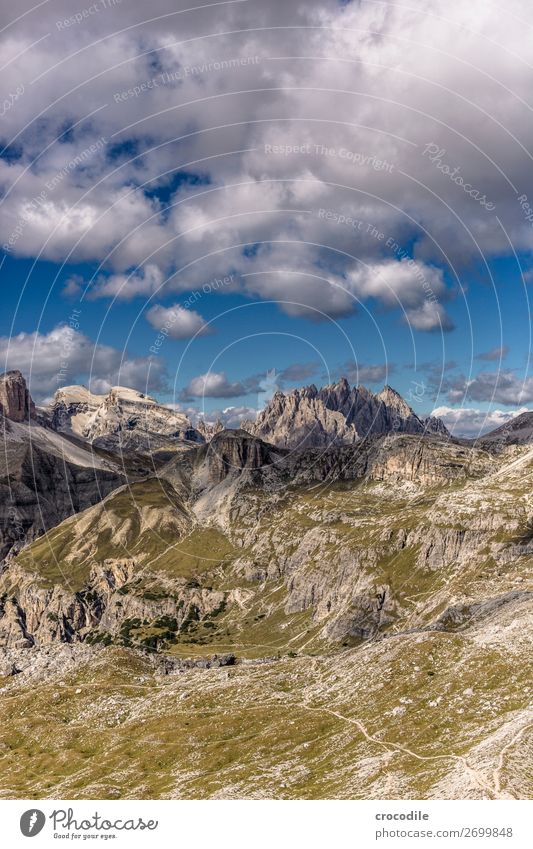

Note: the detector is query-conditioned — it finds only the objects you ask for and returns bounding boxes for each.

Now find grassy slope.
[1,447,532,799]
[0,609,531,800]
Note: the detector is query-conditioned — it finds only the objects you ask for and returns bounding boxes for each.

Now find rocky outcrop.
[248,379,447,449]
[49,386,106,434]
[364,435,477,487]
[0,371,35,423]
[427,591,533,632]
[196,418,224,441]
[317,379,426,435]
[249,384,359,449]
[202,429,278,484]
[0,442,124,561]
[424,415,451,437]
[0,411,125,561]
[0,559,227,649]
[479,411,533,446]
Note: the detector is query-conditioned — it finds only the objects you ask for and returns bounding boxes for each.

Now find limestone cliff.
[248,378,447,448]
[0,370,35,423]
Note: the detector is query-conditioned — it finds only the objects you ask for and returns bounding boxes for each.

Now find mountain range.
[0,368,531,800]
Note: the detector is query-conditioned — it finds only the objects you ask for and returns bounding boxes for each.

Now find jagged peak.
[323,376,350,390]
[1,369,25,380]
[377,384,403,401]
[354,383,374,398]
[299,383,319,398]
[376,384,417,414]
[424,415,451,437]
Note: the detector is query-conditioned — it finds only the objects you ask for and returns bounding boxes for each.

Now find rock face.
[202,429,278,484]
[0,370,522,656]
[249,384,359,449]
[478,411,533,446]
[196,418,224,441]
[0,371,35,422]
[48,384,204,445]
[321,380,425,434]
[424,415,451,437]
[0,436,124,562]
[0,558,226,649]
[49,386,106,435]
[0,372,125,562]
[248,379,446,449]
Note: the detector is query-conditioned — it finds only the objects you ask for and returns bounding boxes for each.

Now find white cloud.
[2,0,531,329]
[405,300,454,332]
[181,370,247,399]
[446,370,533,405]
[85,265,166,301]
[200,406,258,428]
[145,303,211,339]
[432,405,532,438]
[0,325,165,401]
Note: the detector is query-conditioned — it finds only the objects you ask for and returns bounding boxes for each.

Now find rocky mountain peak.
[319,377,352,410]
[300,384,319,399]
[197,418,225,441]
[249,377,441,448]
[48,383,202,444]
[377,384,412,412]
[478,410,533,446]
[0,370,36,423]
[424,415,451,437]
[50,385,106,434]
[250,382,358,449]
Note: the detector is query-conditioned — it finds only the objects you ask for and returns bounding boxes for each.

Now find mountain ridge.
[246,377,450,448]
[0,368,532,800]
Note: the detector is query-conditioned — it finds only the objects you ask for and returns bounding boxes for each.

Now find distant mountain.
[47,384,204,449]
[196,417,224,441]
[423,414,451,437]
[246,378,449,448]
[478,411,533,446]
[244,383,359,449]
[0,370,453,564]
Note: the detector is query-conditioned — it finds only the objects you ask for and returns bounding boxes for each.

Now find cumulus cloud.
[475,345,509,362]
[145,303,211,339]
[445,370,533,405]
[198,406,258,429]
[3,0,531,330]
[278,362,319,382]
[405,300,455,332]
[85,265,166,301]
[338,361,394,385]
[180,370,260,400]
[0,325,165,401]
[432,406,531,438]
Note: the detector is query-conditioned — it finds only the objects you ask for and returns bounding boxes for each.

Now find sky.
[1,0,532,436]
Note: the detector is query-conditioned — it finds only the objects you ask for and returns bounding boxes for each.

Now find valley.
[0,370,531,799]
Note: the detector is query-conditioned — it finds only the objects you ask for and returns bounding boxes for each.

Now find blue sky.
[2,248,530,421]
[1,0,532,436]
